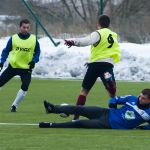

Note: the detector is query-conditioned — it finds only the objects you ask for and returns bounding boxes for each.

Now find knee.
[21,84,29,91]
[21,87,28,91]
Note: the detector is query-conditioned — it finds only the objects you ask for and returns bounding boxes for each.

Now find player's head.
[139,89,150,104]
[19,19,30,35]
[98,15,110,28]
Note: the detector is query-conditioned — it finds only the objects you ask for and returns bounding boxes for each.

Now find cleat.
[43,100,54,113]
[11,105,16,112]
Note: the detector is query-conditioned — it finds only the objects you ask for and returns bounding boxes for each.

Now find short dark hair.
[20,19,30,27]
[142,89,150,100]
[98,15,110,28]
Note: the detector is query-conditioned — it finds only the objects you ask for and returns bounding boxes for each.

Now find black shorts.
[0,64,32,91]
[82,62,115,91]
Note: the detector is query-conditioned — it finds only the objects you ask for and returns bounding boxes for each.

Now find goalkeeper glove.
[28,61,35,69]
[64,40,75,48]
[109,97,117,109]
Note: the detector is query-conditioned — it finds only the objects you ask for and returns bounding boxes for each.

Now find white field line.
[0,122,38,126]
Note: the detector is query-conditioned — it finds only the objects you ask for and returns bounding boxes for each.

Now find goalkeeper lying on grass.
[39,88,150,130]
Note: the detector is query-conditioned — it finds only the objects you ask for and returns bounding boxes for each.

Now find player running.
[64,15,121,121]
[0,19,40,112]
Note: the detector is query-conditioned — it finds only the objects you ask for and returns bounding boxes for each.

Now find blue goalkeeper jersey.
[108,96,150,129]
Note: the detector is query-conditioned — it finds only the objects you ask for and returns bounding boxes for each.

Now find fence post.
[22,0,60,47]
[99,0,104,15]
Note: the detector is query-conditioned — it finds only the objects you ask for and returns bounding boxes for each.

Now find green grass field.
[0,79,150,150]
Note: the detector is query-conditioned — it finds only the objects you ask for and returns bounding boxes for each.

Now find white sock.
[12,89,27,107]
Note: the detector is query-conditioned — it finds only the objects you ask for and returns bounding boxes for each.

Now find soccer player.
[39,88,150,130]
[0,19,40,112]
[64,15,121,120]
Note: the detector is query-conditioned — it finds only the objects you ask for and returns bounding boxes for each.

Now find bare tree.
[1,0,150,42]
[107,0,150,43]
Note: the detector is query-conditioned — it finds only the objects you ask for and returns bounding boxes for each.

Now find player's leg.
[100,66,116,98]
[44,100,108,120]
[0,65,17,111]
[0,65,15,88]
[11,69,32,112]
[39,119,110,129]
[42,102,110,128]
[79,63,98,104]
[74,63,98,120]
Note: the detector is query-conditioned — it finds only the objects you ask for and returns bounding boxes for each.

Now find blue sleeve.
[115,95,133,104]
[0,37,12,63]
[109,95,133,108]
[32,40,40,63]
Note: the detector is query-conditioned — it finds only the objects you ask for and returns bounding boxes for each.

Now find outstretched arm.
[64,31,100,47]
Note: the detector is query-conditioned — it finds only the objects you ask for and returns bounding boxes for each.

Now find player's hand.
[109,97,117,109]
[64,40,75,48]
[28,61,35,69]
[0,63,3,71]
